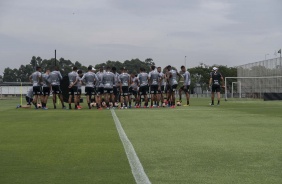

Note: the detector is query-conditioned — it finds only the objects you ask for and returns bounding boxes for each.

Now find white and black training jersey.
[148,69,160,86]
[158,72,166,86]
[137,72,149,87]
[210,72,223,86]
[96,71,104,88]
[81,72,98,88]
[26,88,33,98]
[113,72,120,87]
[68,71,78,85]
[30,71,42,87]
[130,76,138,91]
[119,73,130,87]
[102,72,115,89]
[182,71,191,86]
[42,73,50,87]
[168,69,178,86]
[49,71,63,86]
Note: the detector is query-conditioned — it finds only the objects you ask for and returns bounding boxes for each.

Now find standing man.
[112,67,120,106]
[209,67,224,106]
[180,66,191,106]
[166,65,181,108]
[96,67,104,109]
[29,66,42,109]
[49,66,66,109]
[157,67,166,106]
[68,66,79,109]
[41,68,51,109]
[137,68,149,108]
[148,65,161,107]
[129,73,139,107]
[81,66,99,109]
[119,67,130,109]
[102,66,115,109]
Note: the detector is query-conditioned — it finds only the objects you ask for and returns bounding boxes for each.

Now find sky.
[0,0,281,75]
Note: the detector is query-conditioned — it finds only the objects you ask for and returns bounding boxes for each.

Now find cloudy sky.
[0,0,281,75]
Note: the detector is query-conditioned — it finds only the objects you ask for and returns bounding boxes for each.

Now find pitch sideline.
[110,109,151,184]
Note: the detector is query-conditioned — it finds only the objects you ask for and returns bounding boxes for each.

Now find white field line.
[110,109,151,184]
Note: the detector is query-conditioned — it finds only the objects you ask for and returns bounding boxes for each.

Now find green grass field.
[0,98,282,184]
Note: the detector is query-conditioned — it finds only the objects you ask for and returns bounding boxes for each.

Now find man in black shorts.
[180,66,191,106]
[41,68,51,109]
[68,66,79,109]
[137,68,149,108]
[209,67,224,106]
[119,67,130,109]
[29,66,42,109]
[49,66,66,109]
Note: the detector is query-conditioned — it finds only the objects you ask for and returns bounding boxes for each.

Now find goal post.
[224,76,282,101]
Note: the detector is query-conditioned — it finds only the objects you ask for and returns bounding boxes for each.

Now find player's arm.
[220,74,225,88]
[29,74,32,83]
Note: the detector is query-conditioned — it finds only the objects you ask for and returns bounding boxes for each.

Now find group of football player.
[25,64,191,110]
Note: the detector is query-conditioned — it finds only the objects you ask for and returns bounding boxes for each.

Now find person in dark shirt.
[209,67,224,106]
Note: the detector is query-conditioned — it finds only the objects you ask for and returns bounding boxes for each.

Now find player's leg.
[211,85,215,105]
[216,87,221,105]
[179,87,183,102]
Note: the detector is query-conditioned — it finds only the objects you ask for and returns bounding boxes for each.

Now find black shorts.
[181,85,190,93]
[212,85,221,93]
[139,85,149,95]
[169,84,178,92]
[121,86,129,96]
[52,85,62,94]
[85,87,95,96]
[96,87,104,95]
[42,87,50,96]
[68,86,78,95]
[26,96,33,105]
[160,85,165,94]
[113,86,119,96]
[129,87,138,96]
[77,89,82,95]
[104,88,113,94]
[150,85,159,94]
[33,86,42,95]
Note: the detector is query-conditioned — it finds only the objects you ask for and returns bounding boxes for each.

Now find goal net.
[225,57,282,100]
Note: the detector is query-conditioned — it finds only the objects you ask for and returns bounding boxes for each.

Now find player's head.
[36,66,41,72]
[157,67,161,72]
[45,68,50,74]
[140,67,145,72]
[77,70,83,76]
[167,65,171,71]
[112,67,116,73]
[72,66,78,71]
[122,67,126,73]
[106,66,111,71]
[212,67,218,72]
[151,65,155,71]
[131,72,136,77]
[99,66,103,72]
[181,65,186,72]
[53,66,59,71]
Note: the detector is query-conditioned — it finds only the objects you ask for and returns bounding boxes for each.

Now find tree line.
[1,56,237,93]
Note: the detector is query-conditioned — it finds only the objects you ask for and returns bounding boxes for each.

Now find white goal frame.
[224,76,282,100]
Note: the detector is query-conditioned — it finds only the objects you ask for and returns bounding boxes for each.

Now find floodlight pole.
[55,49,57,66]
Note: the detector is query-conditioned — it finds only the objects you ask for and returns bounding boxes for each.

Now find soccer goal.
[224,76,282,100]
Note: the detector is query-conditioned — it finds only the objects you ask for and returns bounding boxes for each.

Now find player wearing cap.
[148,65,161,107]
[209,67,224,106]
[119,67,130,109]
[49,66,66,109]
[41,68,51,109]
[81,66,99,109]
[166,65,181,108]
[68,66,79,109]
[137,68,149,108]
[29,66,42,109]
[102,66,115,109]
[180,66,191,106]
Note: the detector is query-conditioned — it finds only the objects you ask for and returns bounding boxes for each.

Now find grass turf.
[115,98,282,184]
[0,99,134,184]
[1,98,282,183]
